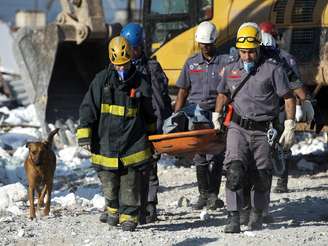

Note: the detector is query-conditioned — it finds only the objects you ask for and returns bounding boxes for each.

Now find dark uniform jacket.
[76,65,157,170]
[133,53,172,133]
[261,47,303,90]
[217,56,291,122]
[261,46,303,114]
[176,52,229,111]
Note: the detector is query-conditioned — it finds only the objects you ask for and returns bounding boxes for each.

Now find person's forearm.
[174,88,189,112]
[293,87,307,102]
[284,96,296,120]
[215,94,228,113]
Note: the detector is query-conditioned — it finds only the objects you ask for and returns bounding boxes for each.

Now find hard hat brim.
[111,59,131,66]
[236,43,259,49]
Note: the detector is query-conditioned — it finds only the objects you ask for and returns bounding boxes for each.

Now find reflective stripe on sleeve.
[76,128,92,139]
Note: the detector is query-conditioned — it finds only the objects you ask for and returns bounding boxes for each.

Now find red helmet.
[259,22,278,39]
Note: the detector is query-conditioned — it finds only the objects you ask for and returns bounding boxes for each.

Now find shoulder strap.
[230,72,252,101]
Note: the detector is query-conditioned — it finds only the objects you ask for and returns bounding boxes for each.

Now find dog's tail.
[45,128,60,146]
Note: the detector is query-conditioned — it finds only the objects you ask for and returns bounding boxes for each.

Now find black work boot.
[99,212,108,223]
[106,207,119,226]
[240,208,250,225]
[192,193,208,210]
[224,211,241,233]
[193,165,209,210]
[145,202,157,223]
[248,208,263,231]
[207,160,224,211]
[139,214,147,225]
[273,177,288,193]
[107,213,119,227]
[121,221,137,232]
[206,193,224,210]
[273,161,289,193]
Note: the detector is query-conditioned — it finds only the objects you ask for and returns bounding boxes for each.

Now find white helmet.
[238,22,260,32]
[261,31,277,48]
[195,21,218,44]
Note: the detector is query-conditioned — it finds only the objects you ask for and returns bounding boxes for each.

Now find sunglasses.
[236,36,260,44]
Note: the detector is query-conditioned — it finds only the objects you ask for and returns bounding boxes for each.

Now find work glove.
[295,105,303,122]
[212,112,223,131]
[77,144,91,159]
[301,100,314,123]
[279,119,296,150]
[79,144,91,158]
[83,144,91,151]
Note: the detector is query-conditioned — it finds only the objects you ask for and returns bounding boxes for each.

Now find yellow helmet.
[108,36,132,65]
[236,24,261,49]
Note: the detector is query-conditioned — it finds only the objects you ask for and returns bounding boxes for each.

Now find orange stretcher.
[148,129,226,156]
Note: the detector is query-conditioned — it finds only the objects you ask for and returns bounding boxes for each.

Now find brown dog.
[24,128,59,220]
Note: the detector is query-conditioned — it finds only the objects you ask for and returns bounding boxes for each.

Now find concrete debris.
[199,209,210,221]
[177,196,190,208]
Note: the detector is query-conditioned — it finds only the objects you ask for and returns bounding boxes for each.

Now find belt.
[232,113,271,132]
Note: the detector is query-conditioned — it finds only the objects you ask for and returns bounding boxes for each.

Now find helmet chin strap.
[118,68,137,83]
[255,47,261,63]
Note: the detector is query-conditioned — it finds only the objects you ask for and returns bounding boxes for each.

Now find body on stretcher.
[148,103,232,156]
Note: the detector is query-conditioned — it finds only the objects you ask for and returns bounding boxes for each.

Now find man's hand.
[82,144,91,152]
[81,144,91,155]
[295,104,303,122]
[301,100,314,123]
[212,112,223,131]
[279,119,296,150]
[78,144,91,158]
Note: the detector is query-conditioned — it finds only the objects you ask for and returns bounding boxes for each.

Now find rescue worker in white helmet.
[76,36,156,232]
[175,21,227,211]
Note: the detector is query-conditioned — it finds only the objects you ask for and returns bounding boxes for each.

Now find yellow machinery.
[142,0,328,88]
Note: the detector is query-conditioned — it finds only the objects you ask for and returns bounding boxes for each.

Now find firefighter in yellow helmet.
[235,23,262,49]
[214,23,295,233]
[77,36,156,231]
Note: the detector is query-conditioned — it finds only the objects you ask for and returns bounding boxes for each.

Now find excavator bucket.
[12,0,121,135]
[13,25,60,125]
[13,24,108,128]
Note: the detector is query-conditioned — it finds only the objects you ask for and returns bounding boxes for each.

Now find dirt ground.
[0,164,328,246]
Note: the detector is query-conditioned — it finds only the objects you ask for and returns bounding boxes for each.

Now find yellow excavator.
[143,0,328,87]
[14,0,328,135]
[143,0,328,131]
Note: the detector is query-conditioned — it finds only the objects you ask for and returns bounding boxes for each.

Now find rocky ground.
[0,163,327,246]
